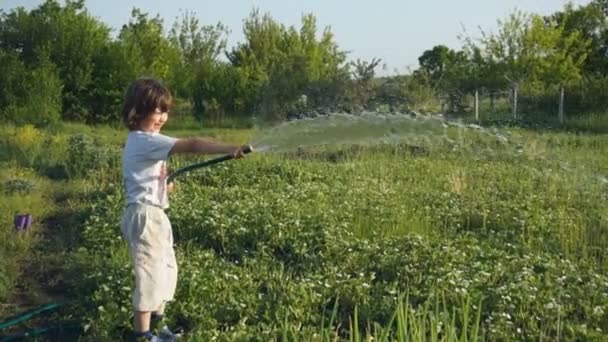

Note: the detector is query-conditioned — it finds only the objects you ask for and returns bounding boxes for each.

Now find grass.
[1,118,608,340]
[0,166,51,304]
[563,112,608,134]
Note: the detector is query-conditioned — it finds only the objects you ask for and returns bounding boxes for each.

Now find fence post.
[512,86,518,120]
[558,87,565,124]
[475,90,479,122]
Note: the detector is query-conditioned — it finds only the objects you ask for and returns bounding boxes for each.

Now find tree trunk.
[512,86,518,120]
[475,90,479,122]
[558,87,565,124]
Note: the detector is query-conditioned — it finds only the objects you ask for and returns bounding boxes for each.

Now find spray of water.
[252,112,516,158]
[249,111,608,185]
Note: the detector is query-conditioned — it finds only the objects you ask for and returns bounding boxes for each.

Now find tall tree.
[118,8,179,82]
[418,45,452,84]
[0,0,110,120]
[549,1,608,75]
[417,45,473,112]
[168,11,228,100]
[349,57,381,108]
[225,10,347,119]
[0,48,62,126]
[479,11,589,92]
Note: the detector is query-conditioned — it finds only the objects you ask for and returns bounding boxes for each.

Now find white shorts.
[121,203,178,312]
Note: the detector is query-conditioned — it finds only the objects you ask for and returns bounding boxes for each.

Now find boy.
[120,78,250,341]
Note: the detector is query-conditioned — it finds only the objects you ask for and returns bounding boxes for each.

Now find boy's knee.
[151,301,166,323]
[154,301,166,315]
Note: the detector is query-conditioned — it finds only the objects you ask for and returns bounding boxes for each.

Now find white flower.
[593,306,604,316]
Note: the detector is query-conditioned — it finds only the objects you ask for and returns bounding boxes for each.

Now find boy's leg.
[134,311,152,332]
[134,311,158,341]
[151,301,166,323]
[124,206,178,340]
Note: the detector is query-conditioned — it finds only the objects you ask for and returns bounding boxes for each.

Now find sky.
[1,0,593,75]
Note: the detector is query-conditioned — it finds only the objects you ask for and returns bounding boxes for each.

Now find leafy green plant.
[63,134,120,179]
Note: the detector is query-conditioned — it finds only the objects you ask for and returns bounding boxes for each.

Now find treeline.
[414,1,608,119]
[0,0,607,126]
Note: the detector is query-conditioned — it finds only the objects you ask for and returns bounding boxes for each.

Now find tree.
[348,57,381,109]
[418,45,451,84]
[225,10,348,120]
[529,16,589,89]
[118,8,179,82]
[479,11,589,92]
[168,11,228,100]
[0,0,110,121]
[87,40,143,123]
[0,48,62,126]
[377,74,439,113]
[549,1,608,75]
[417,45,474,112]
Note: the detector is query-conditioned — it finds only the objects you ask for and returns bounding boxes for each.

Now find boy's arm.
[170,137,246,156]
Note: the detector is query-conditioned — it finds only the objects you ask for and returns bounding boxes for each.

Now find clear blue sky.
[1,0,592,75]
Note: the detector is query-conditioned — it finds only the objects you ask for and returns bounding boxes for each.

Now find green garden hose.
[0,302,80,341]
[0,324,81,341]
[167,145,252,183]
[0,303,60,330]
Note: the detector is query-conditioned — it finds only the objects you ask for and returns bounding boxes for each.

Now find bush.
[64,134,120,179]
[6,124,45,168]
[0,52,63,127]
[2,179,35,194]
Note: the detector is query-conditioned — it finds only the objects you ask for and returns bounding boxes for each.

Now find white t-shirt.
[123,131,178,209]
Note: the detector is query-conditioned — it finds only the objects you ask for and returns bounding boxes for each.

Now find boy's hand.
[167,182,175,193]
[232,144,253,159]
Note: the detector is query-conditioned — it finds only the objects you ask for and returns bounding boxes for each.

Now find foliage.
[63,133,120,179]
[34,126,608,341]
[0,49,63,126]
[1,1,607,124]
[168,11,228,101]
[348,58,382,109]
[550,0,608,76]
[0,0,110,120]
[226,10,349,120]
[477,11,590,90]
[376,74,439,113]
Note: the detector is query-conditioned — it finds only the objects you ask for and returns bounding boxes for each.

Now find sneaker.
[155,325,179,341]
[134,331,156,342]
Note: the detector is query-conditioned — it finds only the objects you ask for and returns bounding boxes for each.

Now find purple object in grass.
[14,214,32,231]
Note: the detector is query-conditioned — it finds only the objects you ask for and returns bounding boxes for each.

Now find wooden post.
[475,90,479,122]
[558,87,565,124]
[512,86,518,120]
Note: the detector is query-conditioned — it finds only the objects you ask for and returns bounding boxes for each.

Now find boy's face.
[140,109,168,132]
